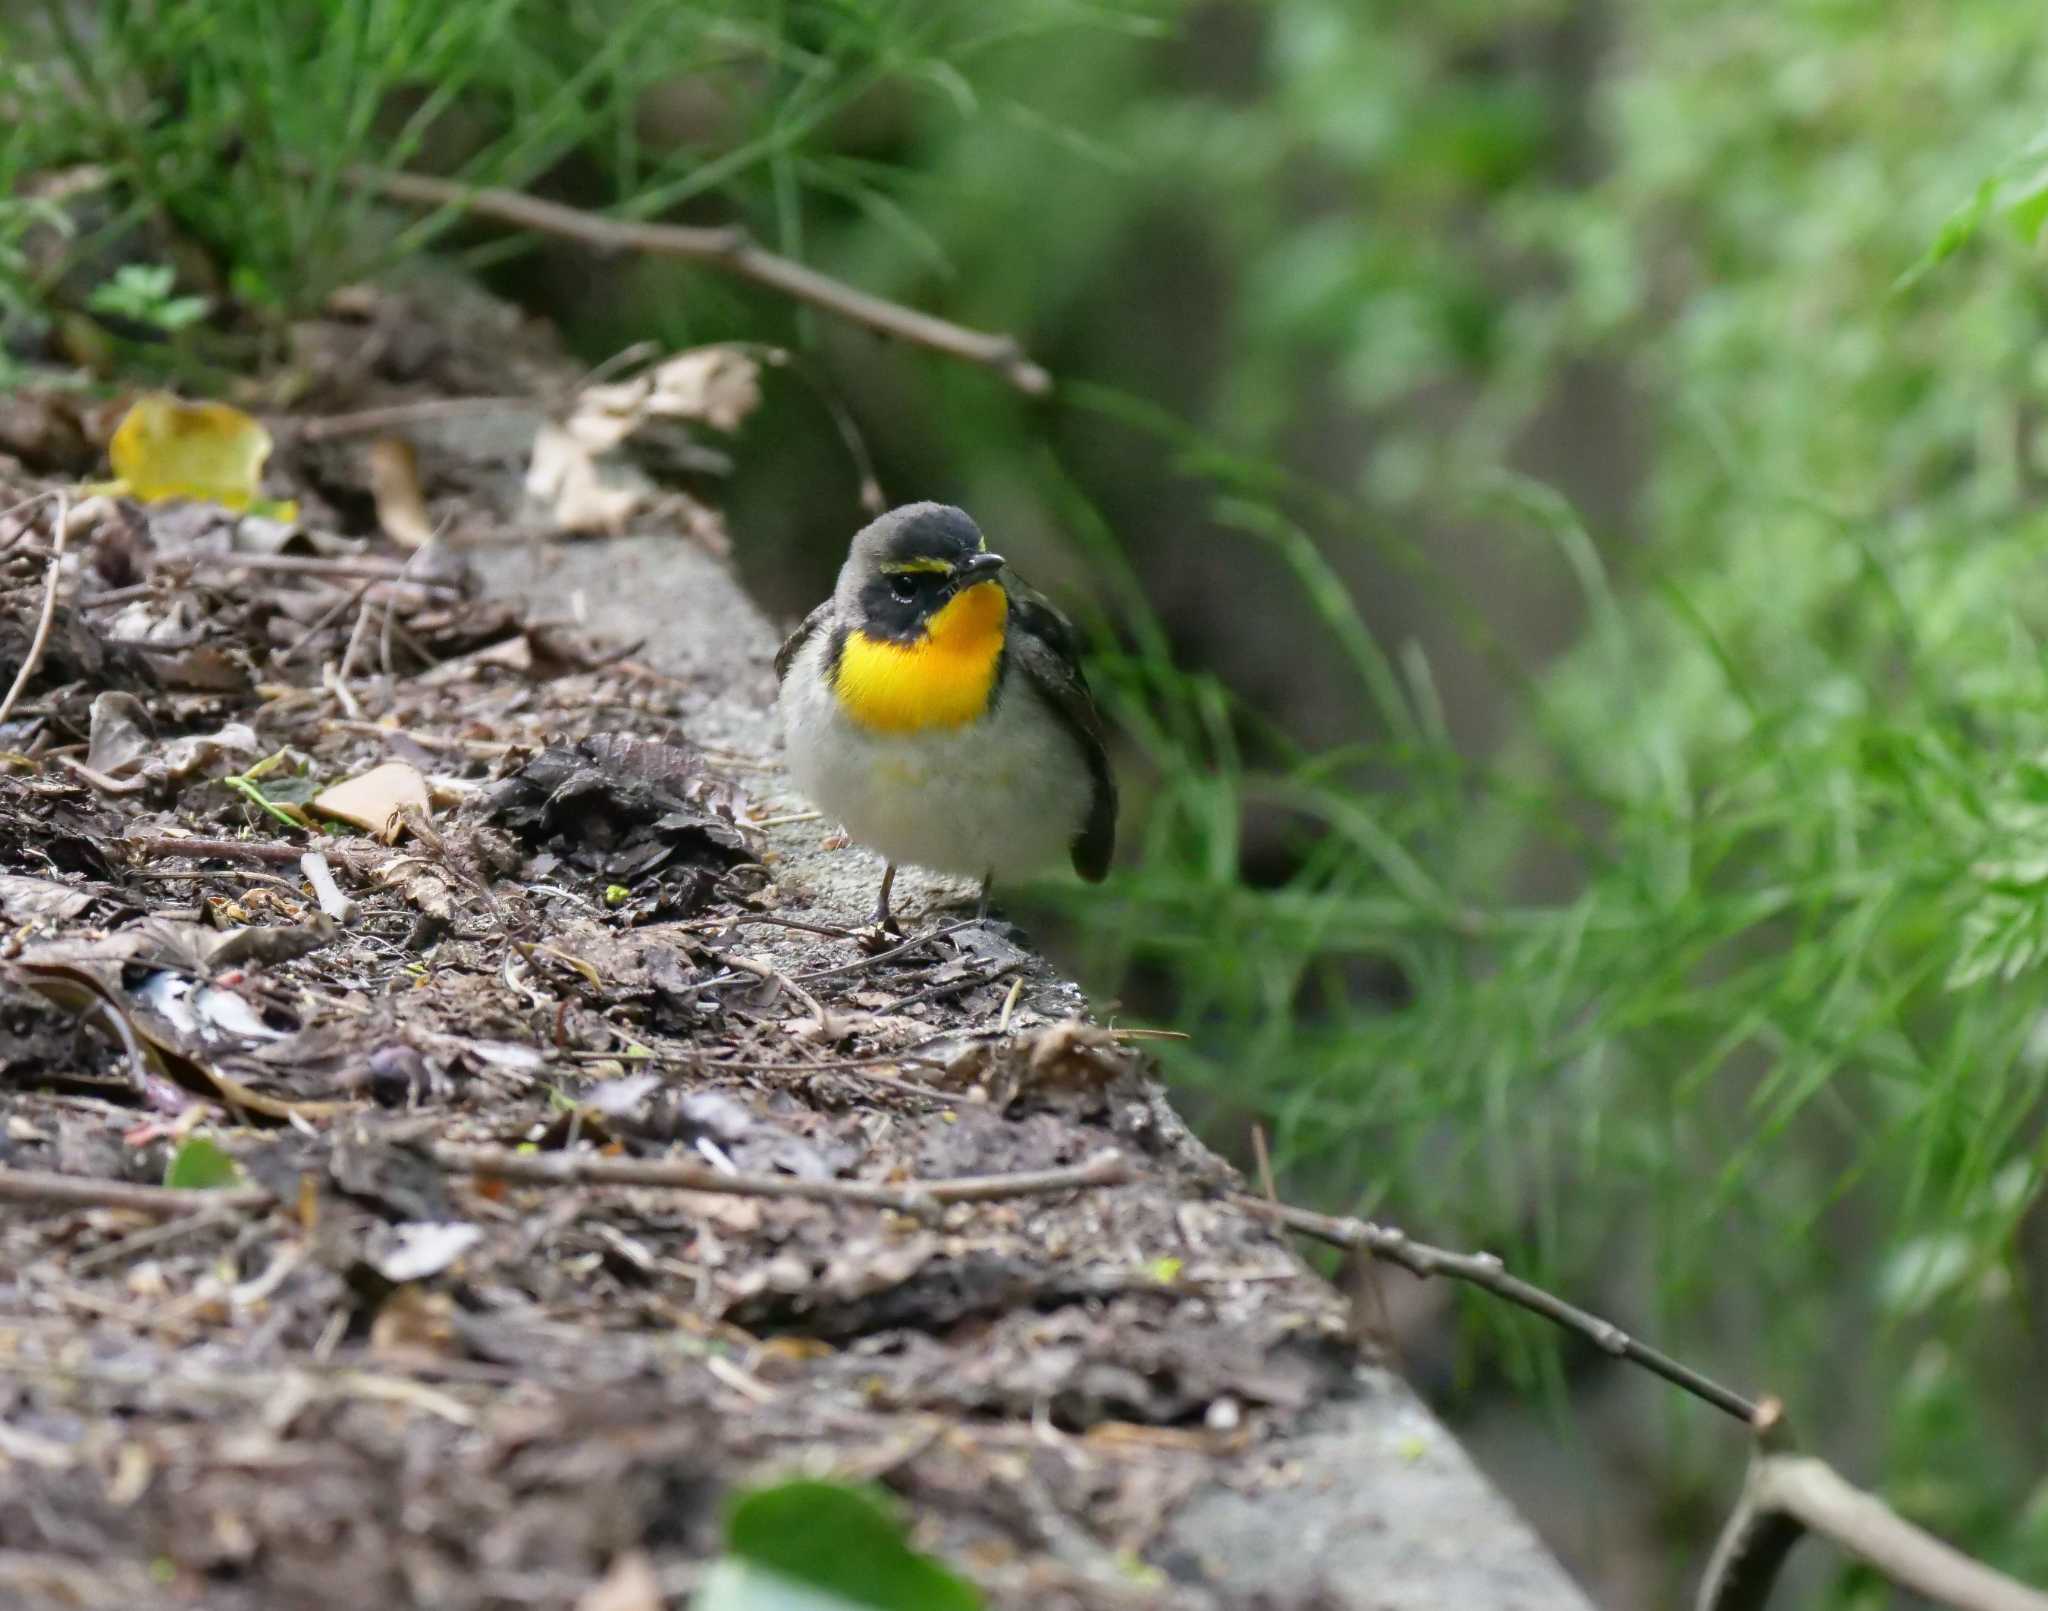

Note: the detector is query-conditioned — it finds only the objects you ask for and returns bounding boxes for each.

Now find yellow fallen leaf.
[310,761,430,842]
[105,393,298,519]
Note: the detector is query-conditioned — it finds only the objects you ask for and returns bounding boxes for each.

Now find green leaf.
[695,1482,980,1611]
[164,1136,242,1191]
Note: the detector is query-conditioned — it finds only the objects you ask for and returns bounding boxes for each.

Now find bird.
[776,502,1116,934]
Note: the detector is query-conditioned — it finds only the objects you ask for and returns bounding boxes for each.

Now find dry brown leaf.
[366,436,433,548]
[310,762,430,842]
[85,691,153,777]
[574,347,761,442]
[371,855,458,921]
[525,420,647,534]
[527,346,760,536]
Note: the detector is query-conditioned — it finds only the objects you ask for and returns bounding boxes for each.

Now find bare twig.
[794,919,981,984]
[0,493,68,727]
[292,396,526,442]
[126,832,374,869]
[687,912,862,942]
[323,719,519,757]
[299,850,354,921]
[1699,1400,2048,1611]
[0,1165,270,1219]
[744,810,824,829]
[432,1143,1126,1212]
[70,1204,242,1274]
[881,960,1027,1014]
[723,953,836,1035]
[2,1147,1127,1222]
[52,754,147,794]
[277,576,377,664]
[1232,1193,1758,1424]
[340,166,1052,396]
[125,831,306,865]
[182,551,464,590]
[997,975,1025,1033]
[571,1042,975,1105]
[1250,1122,1277,1204]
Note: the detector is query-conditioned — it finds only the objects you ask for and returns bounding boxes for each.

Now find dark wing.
[774,600,834,684]
[1007,587,1117,881]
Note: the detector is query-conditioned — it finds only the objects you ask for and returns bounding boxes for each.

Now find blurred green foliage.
[7,0,2048,1598]
[806,0,2048,1591]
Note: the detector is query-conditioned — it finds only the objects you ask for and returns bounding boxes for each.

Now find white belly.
[779,638,1091,880]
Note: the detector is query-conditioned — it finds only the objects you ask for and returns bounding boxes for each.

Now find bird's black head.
[836,502,1007,643]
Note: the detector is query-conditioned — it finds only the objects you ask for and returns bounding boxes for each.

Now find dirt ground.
[0,275,1358,1611]
[0,275,1596,1611]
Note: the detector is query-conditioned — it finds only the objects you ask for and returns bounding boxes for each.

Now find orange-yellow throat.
[836,580,1006,733]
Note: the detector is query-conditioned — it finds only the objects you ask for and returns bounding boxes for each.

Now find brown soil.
[0,276,1368,1610]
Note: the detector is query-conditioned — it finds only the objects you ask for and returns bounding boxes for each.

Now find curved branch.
[339,166,1052,396]
[1700,1401,2048,1611]
[1232,1191,1758,1424]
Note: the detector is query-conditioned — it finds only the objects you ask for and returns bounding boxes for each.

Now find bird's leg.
[854,863,905,955]
[871,863,901,935]
[976,872,993,922]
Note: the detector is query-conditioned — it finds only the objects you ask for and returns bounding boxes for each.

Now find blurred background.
[7,2,2048,1603]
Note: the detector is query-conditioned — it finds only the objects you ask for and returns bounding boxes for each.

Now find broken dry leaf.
[573,347,761,445]
[526,420,646,534]
[102,393,298,520]
[161,720,262,782]
[86,690,153,777]
[310,761,430,842]
[0,874,101,924]
[367,436,434,548]
[527,346,759,535]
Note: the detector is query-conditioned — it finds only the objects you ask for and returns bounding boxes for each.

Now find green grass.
[0,0,1153,351]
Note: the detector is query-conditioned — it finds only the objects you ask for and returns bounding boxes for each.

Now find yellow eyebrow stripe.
[880,558,955,576]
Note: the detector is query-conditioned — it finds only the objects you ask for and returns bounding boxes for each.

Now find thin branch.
[723,952,838,1037]
[0,1165,270,1218]
[1232,1192,1758,1425]
[323,719,518,757]
[125,832,374,869]
[1,1149,1127,1223]
[339,165,1052,397]
[1699,1400,2048,1611]
[880,960,1027,1014]
[53,754,147,794]
[431,1143,1126,1212]
[1250,1123,1278,1204]
[292,396,526,442]
[125,831,304,865]
[794,918,982,984]
[0,493,68,727]
[685,912,862,942]
[180,551,464,590]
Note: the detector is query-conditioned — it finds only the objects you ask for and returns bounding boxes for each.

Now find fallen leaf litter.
[0,280,1361,1610]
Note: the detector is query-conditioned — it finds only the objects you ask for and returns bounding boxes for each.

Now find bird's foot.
[855,918,906,955]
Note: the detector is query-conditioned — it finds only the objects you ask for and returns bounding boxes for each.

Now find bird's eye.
[889,574,918,603]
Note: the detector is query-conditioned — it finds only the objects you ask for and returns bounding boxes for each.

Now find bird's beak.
[958,552,1006,584]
